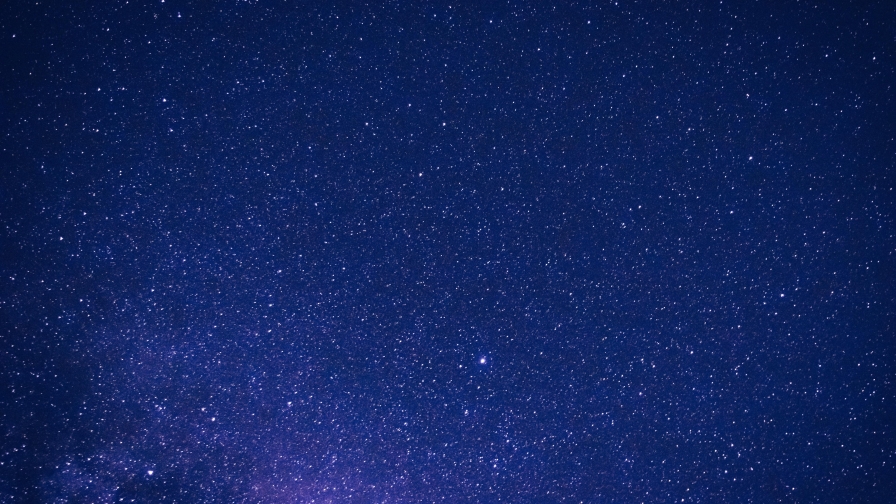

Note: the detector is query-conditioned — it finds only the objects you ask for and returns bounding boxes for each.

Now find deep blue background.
[1,1,893,502]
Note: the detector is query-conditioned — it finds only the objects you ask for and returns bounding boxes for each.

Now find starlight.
[5,1,888,502]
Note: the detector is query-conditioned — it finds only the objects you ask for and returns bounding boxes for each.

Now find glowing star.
[479,356,488,365]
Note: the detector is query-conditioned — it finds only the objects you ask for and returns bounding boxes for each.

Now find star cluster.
[1,1,893,502]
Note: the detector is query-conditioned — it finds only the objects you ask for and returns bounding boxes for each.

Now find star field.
[1,1,894,502]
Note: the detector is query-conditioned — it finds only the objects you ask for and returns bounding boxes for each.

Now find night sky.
[1,1,894,502]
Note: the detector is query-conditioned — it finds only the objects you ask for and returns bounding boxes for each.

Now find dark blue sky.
[1,1,894,502]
